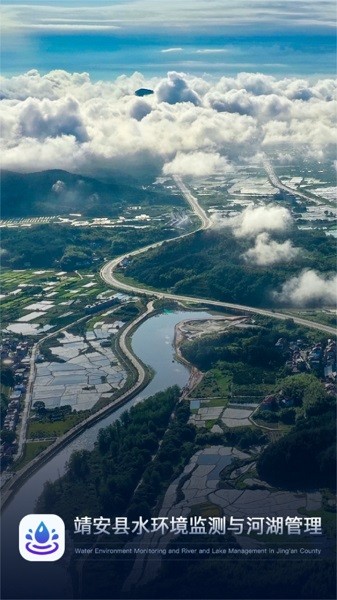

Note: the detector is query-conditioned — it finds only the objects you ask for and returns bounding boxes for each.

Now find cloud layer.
[2,1,335,34]
[0,69,336,178]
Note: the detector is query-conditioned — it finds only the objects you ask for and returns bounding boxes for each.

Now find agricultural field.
[1,268,109,334]
[158,159,336,238]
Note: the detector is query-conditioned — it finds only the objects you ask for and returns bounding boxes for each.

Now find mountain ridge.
[0,169,179,218]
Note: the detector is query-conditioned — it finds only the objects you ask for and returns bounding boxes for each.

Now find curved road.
[117,299,154,385]
[3,173,334,507]
[101,176,336,336]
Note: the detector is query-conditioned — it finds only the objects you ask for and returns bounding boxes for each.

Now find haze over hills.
[0,169,180,218]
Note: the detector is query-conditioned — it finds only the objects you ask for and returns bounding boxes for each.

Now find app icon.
[19,514,65,561]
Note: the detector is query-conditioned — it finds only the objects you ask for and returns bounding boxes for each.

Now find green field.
[190,368,231,403]
[14,440,53,470]
[280,308,337,328]
[27,412,90,440]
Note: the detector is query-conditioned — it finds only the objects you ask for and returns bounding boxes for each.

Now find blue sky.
[1,1,336,78]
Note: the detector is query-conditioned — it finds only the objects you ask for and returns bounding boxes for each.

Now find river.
[1,310,211,600]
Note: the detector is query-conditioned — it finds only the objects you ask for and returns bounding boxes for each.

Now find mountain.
[0,169,178,218]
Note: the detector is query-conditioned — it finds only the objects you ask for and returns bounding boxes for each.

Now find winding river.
[2,310,211,600]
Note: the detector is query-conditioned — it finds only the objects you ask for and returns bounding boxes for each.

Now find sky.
[0,2,336,307]
[1,0,336,78]
[0,2,336,182]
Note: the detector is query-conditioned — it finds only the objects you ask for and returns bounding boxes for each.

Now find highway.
[3,172,335,507]
[173,175,212,229]
[262,154,320,204]
[100,177,336,336]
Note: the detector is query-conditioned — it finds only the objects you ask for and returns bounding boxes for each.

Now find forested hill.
[124,228,336,308]
[0,169,181,218]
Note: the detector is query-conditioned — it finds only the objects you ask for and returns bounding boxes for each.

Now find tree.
[279,408,296,424]
[278,374,325,407]
[0,366,14,388]
[68,450,90,479]
[60,245,93,270]
[33,401,46,413]
[1,429,16,444]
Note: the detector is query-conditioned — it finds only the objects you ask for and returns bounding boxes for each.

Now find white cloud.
[207,89,256,116]
[51,180,66,194]
[17,96,89,142]
[160,48,183,54]
[273,270,337,306]
[20,24,121,32]
[163,151,232,177]
[128,98,152,121]
[214,204,293,238]
[155,71,201,105]
[195,49,229,54]
[243,232,300,265]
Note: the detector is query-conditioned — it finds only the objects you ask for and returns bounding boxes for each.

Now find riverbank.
[173,314,249,398]
[1,302,156,510]
[173,318,204,397]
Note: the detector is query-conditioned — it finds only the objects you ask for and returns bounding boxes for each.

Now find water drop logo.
[25,521,59,555]
[19,515,65,561]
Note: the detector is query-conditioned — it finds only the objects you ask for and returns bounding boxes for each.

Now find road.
[173,175,212,229]
[15,298,156,464]
[117,300,154,386]
[2,302,155,506]
[262,154,320,204]
[3,171,335,506]
[15,344,37,461]
[15,315,92,462]
[100,177,336,336]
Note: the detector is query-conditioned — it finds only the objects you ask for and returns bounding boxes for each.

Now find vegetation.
[276,373,327,413]
[257,402,336,490]
[28,410,90,439]
[190,368,231,400]
[0,366,14,429]
[128,401,196,519]
[14,440,53,470]
[112,302,141,322]
[181,318,336,491]
[137,554,336,599]
[1,223,178,270]
[37,387,181,520]
[181,317,321,372]
[124,228,335,307]
[1,429,16,444]
[283,308,337,329]
[0,366,14,388]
